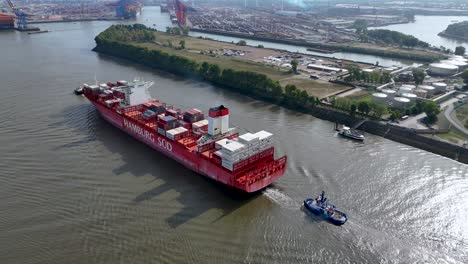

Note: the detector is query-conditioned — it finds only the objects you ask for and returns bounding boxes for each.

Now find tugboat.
[74,87,84,95]
[338,126,365,141]
[304,191,348,225]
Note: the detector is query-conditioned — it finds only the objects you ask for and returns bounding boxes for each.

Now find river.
[371,15,468,51]
[0,7,467,264]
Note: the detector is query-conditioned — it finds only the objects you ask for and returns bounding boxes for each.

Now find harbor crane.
[4,0,28,29]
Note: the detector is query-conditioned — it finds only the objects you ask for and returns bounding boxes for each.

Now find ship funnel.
[208,105,230,136]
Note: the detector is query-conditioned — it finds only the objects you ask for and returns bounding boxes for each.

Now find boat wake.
[263,188,297,208]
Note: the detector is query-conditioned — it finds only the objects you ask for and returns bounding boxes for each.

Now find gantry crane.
[4,0,28,29]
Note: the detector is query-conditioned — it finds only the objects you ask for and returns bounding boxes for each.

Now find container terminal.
[0,0,143,26]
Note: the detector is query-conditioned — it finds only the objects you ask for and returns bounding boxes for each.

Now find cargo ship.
[81,80,287,192]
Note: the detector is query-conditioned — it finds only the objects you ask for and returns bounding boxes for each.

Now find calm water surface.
[372,15,468,51]
[0,7,467,264]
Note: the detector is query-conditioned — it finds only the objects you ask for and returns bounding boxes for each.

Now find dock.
[27,30,49,35]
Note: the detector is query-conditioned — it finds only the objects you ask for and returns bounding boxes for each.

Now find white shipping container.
[222,141,245,154]
[215,138,230,150]
[238,133,260,145]
[254,130,273,140]
[174,127,188,133]
[222,162,233,171]
[193,119,209,129]
[214,150,223,158]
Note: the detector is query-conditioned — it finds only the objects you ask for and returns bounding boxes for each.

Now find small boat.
[338,126,365,141]
[74,87,84,95]
[304,191,348,225]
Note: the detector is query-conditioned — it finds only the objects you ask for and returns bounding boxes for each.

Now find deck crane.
[4,0,28,29]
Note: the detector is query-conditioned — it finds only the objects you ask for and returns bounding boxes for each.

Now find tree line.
[94,24,319,111]
[344,66,392,84]
[331,96,440,123]
[97,24,156,43]
[443,21,468,40]
[366,29,429,48]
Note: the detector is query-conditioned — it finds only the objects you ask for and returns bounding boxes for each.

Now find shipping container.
[166,127,189,141]
[215,138,229,150]
[166,109,180,119]
[178,120,191,130]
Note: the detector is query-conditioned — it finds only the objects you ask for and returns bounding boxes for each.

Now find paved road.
[396,98,459,129]
[444,102,468,136]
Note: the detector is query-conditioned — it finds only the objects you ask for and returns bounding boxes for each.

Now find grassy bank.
[190,28,445,63]
[133,31,344,98]
[93,24,329,112]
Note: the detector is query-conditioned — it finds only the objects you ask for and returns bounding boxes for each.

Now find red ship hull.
[89,99,286,193]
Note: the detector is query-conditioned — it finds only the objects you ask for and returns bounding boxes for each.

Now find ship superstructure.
[82,80,287,192]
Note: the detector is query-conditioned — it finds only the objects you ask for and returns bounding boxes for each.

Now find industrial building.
[307,64,347,73]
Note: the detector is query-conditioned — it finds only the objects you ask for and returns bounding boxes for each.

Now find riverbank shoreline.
[93,46,468,164]
[92,25,467,164]
[438,31,468,42]
[29,17,124,24]
[190,28,444,62]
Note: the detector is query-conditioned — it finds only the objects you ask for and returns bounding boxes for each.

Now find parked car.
[310,74,319,80]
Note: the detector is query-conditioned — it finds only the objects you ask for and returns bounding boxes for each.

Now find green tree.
[257,45,264,48]
[181,27,190,36]
[236,40,247,46]
[455,46,466,56]
[372,104,388,118]
[422,101,440,124]
[390,110,401,121]
[353,19,368,35]
[462,69,468,85]
[412,68,426,85]
[358,101,370,115]
[350,104,357,116]
[179,40,186,49]
[291,59,298,74]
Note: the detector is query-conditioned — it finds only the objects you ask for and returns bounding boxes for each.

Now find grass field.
[455,103,468,129]
[436,130,468,144]
[345,90,372,102]
[133,32,346,98]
